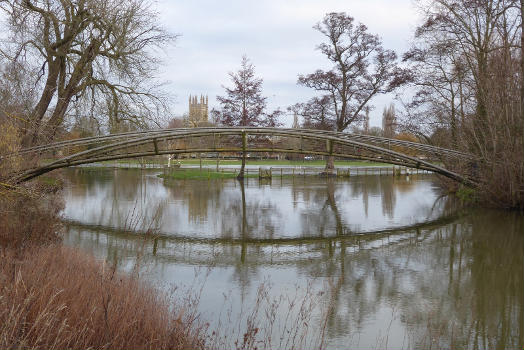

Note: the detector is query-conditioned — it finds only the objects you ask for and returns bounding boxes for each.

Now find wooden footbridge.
[4,127,477,185]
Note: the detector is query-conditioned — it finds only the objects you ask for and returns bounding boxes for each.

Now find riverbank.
[0,181,207,350]
[158,168,259,180]
[1,174,329,350]
[168,159,390,167]
[69,158,391,169]
[155,164,425,180]
[0,245,207,350]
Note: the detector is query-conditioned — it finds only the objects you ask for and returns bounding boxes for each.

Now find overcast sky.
[157,0,421,127]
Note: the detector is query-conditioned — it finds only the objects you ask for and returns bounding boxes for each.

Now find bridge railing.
[6,128,477,185]
[6,127,474,160]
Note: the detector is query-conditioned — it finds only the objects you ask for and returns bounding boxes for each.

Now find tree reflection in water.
[61,169,523,349]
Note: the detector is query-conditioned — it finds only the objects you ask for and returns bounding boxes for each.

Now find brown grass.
[206,279,331,350]
[0,186,63,250]
[0,176,208,349]
[0,244,207,350]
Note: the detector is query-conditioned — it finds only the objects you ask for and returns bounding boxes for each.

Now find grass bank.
[168,159,390,167]
[158,168,258,180]
[64,158,390,168]
[0,245,206,350]
[0,177,207,349]
[0,178,330,350]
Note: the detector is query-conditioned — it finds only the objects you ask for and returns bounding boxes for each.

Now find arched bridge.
[6,127,477,185]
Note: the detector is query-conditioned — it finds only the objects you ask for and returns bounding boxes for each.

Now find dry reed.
[0,245,207,350]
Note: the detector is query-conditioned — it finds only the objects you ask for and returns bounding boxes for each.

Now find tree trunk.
[26,60,61,145]
[239,178,247,263]
[43,92,74,141]
[324,155,335,174]
[43,40,100,141]
[521,0,524,147]
[237,151,246,179]
[323,138,335,176]
[237,131,247,179]
[473,54,490,155]
[450,91,457,148]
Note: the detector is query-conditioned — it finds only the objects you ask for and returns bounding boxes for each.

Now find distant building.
[292,113,299,129]
[382,103,396,138]
[363,106,370,133]
[188,94,208,126]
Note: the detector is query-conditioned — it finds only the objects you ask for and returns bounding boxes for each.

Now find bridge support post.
[214,133,219,171]
[237,131,247,180]
[322,139,336,176]
[153,138,159,155]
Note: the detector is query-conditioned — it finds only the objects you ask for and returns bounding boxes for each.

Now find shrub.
[0,245,207,350]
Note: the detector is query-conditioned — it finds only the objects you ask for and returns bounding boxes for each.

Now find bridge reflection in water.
[60,169,523,349]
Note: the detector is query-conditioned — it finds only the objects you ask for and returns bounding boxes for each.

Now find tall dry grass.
[0,123,209,350]
[0,244,207,350]
[0,186,63,249]
[0,117,65,250]
[207,279,331,350]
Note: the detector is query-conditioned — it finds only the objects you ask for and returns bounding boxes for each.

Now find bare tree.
[167,117,186,129]
[410,0,521,150]
[0,60,37,123]
[0,0,175,145]
[261,108,284,128]
[402,0,523,208]
[298,12,406,172]
[288,96,335,130]
[402,38,473,148]
[212,55,281,178]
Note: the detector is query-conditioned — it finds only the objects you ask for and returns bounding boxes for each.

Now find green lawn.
[158,168,258,180]
[164,159,390,167]
[44,157,391,168]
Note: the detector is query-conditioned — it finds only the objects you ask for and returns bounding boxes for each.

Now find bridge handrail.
[6,127,474,160]
[13,127,477,186]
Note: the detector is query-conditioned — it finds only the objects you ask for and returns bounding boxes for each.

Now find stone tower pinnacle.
[188,94,209,126]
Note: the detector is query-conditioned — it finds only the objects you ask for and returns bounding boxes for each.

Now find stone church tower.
[188,95,208,126]
[382,103,396,138]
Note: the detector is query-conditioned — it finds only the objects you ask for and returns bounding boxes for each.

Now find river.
[60,168,523,349]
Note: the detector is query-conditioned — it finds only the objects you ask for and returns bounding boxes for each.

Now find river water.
[60,168,523,349]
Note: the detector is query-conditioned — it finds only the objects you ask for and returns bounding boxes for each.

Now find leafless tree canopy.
[288,96,335,130]
[298,12,407,133]
[402,0,523,208]
[0,0,176,144]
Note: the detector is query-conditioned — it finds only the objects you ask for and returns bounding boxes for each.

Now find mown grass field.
[44,157,391,168]
[110,158,391,167]
[171,159,390,167]
[158,168,258,180]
